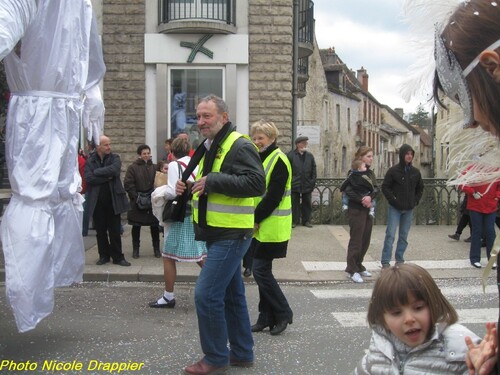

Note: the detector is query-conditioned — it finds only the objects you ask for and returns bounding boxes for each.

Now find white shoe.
[471,262,482,269]
[360,270,372,277]
[351,272,364,283]
[493,263,497,270]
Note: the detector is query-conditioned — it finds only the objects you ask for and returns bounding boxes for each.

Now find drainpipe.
[292,0,299,149]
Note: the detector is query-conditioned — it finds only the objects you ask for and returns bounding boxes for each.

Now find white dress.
[0,0,105,332]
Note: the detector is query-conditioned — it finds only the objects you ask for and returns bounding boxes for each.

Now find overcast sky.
[313,0,429,115]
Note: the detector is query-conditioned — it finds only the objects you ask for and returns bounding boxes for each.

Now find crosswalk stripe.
[332,308,498,328]
[311,286,497,299]
[303,259,473,271]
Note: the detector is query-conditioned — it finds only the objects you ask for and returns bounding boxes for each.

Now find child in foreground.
[353,263,486,374]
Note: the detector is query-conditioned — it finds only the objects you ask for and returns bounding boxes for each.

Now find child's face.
[161,163,168,173]
[383,293,431,348]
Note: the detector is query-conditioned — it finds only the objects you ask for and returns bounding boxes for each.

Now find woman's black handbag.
[162,162,188,223]
[136,190,153,210]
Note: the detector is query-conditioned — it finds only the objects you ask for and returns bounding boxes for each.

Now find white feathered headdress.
[400,0,500,186]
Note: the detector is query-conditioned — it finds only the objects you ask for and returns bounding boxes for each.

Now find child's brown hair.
[367,264,458,329]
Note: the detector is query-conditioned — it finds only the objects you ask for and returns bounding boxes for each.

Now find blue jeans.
[194,236,254,366]
[381,205,413,265]
[469,210,496,263]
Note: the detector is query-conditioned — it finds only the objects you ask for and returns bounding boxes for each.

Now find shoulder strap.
[177,160,196,180]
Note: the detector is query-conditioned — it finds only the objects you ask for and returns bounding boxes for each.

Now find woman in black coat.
[124,144,160,258]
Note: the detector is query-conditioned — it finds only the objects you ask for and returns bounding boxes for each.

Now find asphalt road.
[0,278,497,375]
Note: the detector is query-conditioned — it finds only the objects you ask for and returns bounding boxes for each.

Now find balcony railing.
[311,178,463,225]
[298,0,314,57]
[159,0,235,25]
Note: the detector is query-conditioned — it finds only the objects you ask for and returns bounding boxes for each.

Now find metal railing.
[298,0,314,45]
[311,178,463,225]
[159,0,235,25]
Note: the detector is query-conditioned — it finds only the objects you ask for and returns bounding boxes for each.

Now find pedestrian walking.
[287,136,317,228]
[380,144,424,268]
[177,95,265,375]
[249,120,293,336]
[458,168,500,269]
[149,137,206,309]
[448,196,472,241]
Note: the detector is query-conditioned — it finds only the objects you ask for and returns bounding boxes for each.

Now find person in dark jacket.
[341,158,378,283]
[84,135,131,266]
[177,95,266,374]
[380,144,424,268]
[287,136,317,228]
[249,120,293,336]
[124,144,160,259]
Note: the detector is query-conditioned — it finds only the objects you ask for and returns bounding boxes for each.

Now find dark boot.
[153,240,161,258]
[132,241,140,259]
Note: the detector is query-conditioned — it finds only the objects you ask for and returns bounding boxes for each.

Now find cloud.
[312,0,429,113]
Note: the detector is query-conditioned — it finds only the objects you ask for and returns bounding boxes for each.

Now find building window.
[341,146,347,173]
[336,104,340,132]
[347,108,351,132]
[169,67,224,147]
[160,0,235,24]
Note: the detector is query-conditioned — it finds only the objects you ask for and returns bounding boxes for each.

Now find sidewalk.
[81,224,487,283]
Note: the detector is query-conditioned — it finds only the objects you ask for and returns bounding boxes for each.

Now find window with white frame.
[169,67,224,148]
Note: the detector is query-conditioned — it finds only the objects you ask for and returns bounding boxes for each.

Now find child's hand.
[465,322,497,375]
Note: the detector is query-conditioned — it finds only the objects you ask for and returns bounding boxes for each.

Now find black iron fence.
[159,0,235,25]
[311,178,463,226]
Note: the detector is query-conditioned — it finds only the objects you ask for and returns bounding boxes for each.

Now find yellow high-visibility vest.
[192,131,255,229]
[254,148,292,242]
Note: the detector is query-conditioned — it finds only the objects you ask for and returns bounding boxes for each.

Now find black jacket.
[341,170,375,210]
[287,148,317,193]
[124,158,158,226]
[194,124,266,242]
[381,144,424,211]
[84,151,130,220]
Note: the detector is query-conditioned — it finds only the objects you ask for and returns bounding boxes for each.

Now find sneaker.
[351,272,364,283]
[342,205,348,211]
[448,233,460,241]
[493,263,497,270]
[471,262,482,269]
[303,222,313,228]
[359,270,372,277]
[464,236,472,243]
[381,263,390,269]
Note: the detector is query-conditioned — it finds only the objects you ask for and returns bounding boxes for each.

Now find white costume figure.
[0,0,105,332]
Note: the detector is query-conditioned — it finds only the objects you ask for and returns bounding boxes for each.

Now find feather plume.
[399,0,463,103]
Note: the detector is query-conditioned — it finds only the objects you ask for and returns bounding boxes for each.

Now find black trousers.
[456,213,471,235]
[291,191,312,225]
[93,202,124,262]
[131,225,160,245]
[252,257,293,325]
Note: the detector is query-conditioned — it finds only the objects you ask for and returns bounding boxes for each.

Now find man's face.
[97,137,111,156]
[296,140,308,152]
[404,151,413,164]
[196,100,227,140]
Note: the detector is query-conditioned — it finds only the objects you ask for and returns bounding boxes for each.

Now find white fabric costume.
[0,0,105,332]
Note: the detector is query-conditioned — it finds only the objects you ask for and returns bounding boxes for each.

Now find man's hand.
[465,322,498,375]
[192,177,207,196]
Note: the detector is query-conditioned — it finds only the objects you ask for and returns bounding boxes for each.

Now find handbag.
[162,162,187,223]
[136,189,153,210]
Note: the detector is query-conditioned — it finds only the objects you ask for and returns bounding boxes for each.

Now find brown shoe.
[184,360,228,375]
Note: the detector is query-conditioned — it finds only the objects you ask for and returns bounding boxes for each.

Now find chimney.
[394,108,404,118]
[323,46,337,66]
[357,67,368,91]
